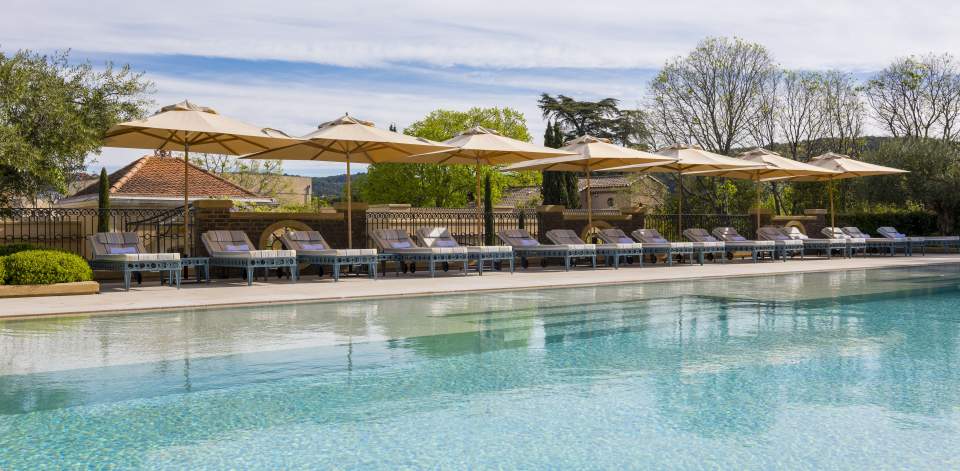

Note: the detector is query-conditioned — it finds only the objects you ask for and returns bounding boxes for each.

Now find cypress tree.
[554,121,581,208]
[97,167,111,232]
[542,121,566,205]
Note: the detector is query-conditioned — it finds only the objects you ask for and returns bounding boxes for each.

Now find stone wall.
[192,200,363,255]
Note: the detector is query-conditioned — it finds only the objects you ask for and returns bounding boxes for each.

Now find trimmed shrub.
[4,250,93,285]
[0,256,5,285]
[0,243,45,257]
[838,211,939,237]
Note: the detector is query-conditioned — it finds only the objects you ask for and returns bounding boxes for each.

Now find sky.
[3,0,959,177]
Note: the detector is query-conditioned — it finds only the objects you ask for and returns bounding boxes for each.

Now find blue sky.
[3,0,959,176]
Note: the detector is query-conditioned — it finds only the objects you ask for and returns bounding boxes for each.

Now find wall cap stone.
[194,199,234,209]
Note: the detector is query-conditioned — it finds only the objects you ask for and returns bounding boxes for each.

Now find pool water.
[2,265,960,469]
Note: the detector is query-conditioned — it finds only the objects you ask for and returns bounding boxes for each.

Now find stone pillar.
[535,205,566,242]
[193,200,234,256]
[333,202,369,248]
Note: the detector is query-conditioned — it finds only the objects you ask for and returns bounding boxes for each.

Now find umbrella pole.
[755,175,761,235]
[586,167,593,229]
[184,142,190,256]
[677,170,683,235]
[829,180,835,228]
[476,160,483,246]
[346,152,353,248]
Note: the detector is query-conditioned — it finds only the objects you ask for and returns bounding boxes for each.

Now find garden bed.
[0,281,100,298]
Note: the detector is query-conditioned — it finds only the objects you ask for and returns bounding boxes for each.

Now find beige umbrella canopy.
[405,126,575,208]
[103,100,302,255]
[775,152,908,227]
[604,144,763,232]
[685,148,841,232]
[242,114,451,247]
[504,135,675,226]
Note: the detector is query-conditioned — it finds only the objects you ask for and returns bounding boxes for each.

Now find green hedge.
[0,243,45,257]
[0,256,5,285]
[4,250,93,285]
[838,211,939,236]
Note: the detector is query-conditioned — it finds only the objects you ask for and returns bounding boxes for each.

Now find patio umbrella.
[603,144,763,232]
[777,152,908,228]
[103,100,301,255]
[684,148,841,232]
[242,114,451,247]
[405,126,575,243]
[503,135,675,227]
[406,126,576,208]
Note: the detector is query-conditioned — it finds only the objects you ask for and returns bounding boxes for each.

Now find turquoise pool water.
[2,265,960,469]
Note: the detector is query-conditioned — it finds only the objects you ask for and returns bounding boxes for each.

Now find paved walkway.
[2,254,958,318]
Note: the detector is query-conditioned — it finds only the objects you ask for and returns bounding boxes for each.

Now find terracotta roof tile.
[74,156,260,199]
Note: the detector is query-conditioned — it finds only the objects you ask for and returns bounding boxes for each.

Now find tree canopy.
[538,94,648,148]
[0,49,152,207]
[359,107,540,207]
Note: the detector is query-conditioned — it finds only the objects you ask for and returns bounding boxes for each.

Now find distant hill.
[311,173,366,200]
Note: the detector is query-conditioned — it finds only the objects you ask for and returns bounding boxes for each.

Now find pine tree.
[97,167,111,232]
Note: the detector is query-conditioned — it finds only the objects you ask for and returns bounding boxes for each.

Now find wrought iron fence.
[642,214,756,241]
[0,207,192,258]
[366,208,538,246]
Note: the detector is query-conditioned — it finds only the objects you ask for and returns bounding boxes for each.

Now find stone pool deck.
[1,254,958,319]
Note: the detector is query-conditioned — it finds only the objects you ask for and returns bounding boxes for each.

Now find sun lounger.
[201,230,298,286]
[87,232,181,290]
[879,226,959,254]
[875,226,928,256]
[681,228,730,264]
[371,229,468,277]
[416,227,513,275]
[840,227,899,256]
[630,228,695,265]
[280,230,378,281]
[597,229,654,268]
[497,229,596,271]
[756,226,805,261]
[822,227,866,257]
[710,227,776,262]
[546,229,640,269]
[779,226,847,258]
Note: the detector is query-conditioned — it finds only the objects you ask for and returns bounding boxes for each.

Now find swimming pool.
[1,265,959,469]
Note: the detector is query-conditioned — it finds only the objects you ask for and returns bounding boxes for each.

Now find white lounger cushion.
[597,243,644,249]
[212,249,296,258]
[95,253,181,262]
[466,245,513,253]
[559,244,595,251]
[298,248,377,257]
[691,241,724,249]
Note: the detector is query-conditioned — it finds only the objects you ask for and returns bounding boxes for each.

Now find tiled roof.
[73,156,261,199]
[578,176,633,191]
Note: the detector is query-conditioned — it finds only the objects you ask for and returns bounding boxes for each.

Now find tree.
[858,138,960,234]
[645,37,778,155]
[541,120,578,207]
[538,94,648,148]
[777,71,828,161]
[359,107,539,207]
[96,167,110,232]
[189,153,290,197]
[866,54,960,141]
[821,70,865,156]
[0,49,152,208]
[645,37,777,213]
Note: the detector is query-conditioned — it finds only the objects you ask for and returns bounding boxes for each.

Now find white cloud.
[4,0,959,70]
[6,0,957,176]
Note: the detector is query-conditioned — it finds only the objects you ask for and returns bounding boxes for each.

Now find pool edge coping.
[3,258,958,321]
